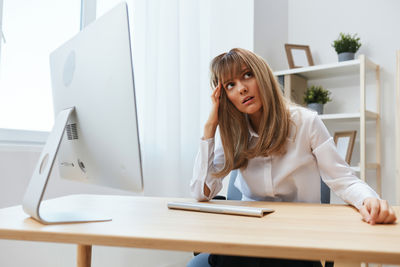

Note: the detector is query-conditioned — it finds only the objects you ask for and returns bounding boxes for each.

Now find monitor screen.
[23,2,143,224]
[49,2,142,193]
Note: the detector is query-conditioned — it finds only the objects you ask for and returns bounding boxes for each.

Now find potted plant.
[332,33,361,62]
[303,85,332,114]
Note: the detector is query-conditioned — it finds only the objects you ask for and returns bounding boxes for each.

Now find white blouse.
[190,106,379,210]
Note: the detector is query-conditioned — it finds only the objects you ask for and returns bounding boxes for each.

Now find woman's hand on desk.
[359,198,397,224]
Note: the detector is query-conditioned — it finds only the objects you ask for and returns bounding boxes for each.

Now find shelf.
[277,54,381,192]
[350,163,380,173]
[273,56,378,80]
[350,166,360,172]
[366,163,380,170]
[319,111,378,121]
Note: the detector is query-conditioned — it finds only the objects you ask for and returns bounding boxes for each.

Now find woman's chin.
[241,104,262,115]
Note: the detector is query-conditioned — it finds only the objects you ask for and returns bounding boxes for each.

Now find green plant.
[303,85,332,105]
[332,33,361,53]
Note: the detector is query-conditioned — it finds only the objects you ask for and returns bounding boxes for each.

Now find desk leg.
[77,244,92,267]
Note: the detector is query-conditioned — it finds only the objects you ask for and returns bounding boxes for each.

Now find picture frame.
[284,44,314,69]
[333,131,357,164]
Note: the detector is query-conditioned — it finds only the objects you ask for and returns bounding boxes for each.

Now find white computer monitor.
[22,2,143,224]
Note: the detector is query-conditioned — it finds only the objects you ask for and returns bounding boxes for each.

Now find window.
[0,0,80,131]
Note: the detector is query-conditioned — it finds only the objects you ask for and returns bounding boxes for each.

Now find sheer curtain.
[129,0,212,197]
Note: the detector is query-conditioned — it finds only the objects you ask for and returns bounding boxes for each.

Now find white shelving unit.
[319,112,378,121]
[274,55,382,195]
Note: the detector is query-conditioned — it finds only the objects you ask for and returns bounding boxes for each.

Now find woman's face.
[222,67,262,115]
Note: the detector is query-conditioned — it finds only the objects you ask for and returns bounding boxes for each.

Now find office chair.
[188,171,333,267]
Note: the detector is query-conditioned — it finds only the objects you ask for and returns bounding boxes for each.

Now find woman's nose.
[238,82,248,94]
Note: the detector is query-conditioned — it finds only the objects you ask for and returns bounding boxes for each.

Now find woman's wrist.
[203,123,217,139]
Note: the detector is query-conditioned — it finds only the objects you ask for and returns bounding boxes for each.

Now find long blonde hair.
[210,48,292,178]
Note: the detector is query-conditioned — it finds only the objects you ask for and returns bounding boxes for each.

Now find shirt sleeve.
[190,129,225,201]
[309,113,379,210]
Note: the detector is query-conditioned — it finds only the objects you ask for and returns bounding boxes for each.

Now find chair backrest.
[227,170,242,200]
[227,170,330,204]
[320,178,330,204]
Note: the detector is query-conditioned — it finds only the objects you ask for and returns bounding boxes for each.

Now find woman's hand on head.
[203,82,222,139]
[359,198,397,224]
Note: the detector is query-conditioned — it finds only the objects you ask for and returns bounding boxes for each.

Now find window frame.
[0,0,4,59]
[0,128,48,147]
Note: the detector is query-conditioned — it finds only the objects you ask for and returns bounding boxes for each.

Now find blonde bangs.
[211,52,249,88]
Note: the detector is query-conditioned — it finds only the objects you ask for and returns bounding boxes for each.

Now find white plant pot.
[338,52,355,62]
[307,103,324,114]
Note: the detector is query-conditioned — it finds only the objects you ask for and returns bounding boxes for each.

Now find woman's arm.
[203,83,221,139]
[309,113,396,224]
[190,83,225,200]
[190,132,225,200]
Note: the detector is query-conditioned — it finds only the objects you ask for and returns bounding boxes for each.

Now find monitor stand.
[22,107,112,224]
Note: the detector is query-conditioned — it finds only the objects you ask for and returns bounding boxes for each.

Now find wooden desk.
[0,195,399,267]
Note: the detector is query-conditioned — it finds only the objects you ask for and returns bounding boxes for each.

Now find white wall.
[209,0,254,56]
[254,0,288,71]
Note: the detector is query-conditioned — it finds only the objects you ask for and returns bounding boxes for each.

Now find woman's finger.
[368,199,380,224]
[375,200,389,223]
[359,205,371,223]
[216,83,222,99]
[211,82,222,103]
[383,207,397,224]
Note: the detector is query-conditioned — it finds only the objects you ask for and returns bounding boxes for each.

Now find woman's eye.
[244,72,253,79]
[226,83,234,90]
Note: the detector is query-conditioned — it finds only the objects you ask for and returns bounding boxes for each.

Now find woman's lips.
[243,96,254,105]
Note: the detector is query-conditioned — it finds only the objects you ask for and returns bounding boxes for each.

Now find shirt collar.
[245,115,259,138]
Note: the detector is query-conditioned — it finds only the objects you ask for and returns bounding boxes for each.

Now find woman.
[188,48,396,267]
